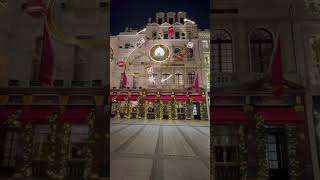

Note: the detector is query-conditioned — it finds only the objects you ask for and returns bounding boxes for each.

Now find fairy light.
[184,18,195,24]
[136,28,146,35]
[161,74,173,83]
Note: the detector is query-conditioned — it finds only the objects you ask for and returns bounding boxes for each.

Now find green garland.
[255,114,269,180]
[124,99,131,119]
[186,97,193,120]
[155,96,161,120]
[144,100,148,120]
[136,96,144,119]
[239,125,248,180]
[46,113,58,178]
[170,96,177,120]
[200,100,206,121]
[159,101,163,120]
[287,126,300,180]
[5,110,22,127]
[58,123,71,179]
[22,123,33,177]
[84,111,95,180]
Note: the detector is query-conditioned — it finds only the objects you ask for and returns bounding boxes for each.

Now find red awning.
[160,96,172,101]
[145,96,156,101]
[176,95,187,101]
[191,95,205,101]
[211,107,248,125]
[19,106,56,124]
[59,106,93,124]
[255,107,304,125]
[0,107,19,124]
[129,95,139,101]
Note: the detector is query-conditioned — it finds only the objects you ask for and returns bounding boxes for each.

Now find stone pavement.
[110,118,210,180]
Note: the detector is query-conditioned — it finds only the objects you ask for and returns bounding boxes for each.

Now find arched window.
[212,29,233,73]
[188,71,196,85]
[250,28,273,73]
[175,71,183,85]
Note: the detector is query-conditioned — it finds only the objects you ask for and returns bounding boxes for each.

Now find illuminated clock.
[149,44,171,62]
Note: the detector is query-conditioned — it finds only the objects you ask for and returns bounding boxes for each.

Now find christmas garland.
[186,97,193,120]
[46,113,58,178]
[144,100,148,120]
[170,96,177,120]
[58,123,71,179]
[159,101,163,120]
[287,126,300,180]
[255,114,269,180]
[200,100,206,121]
[116,102,120,119]
[136,95,145,119]
[84,111,95,180]
[239,125,248,180]
[5,110,22,127]
[22,123,33,177]
[155,96,161,119]
[124,99,131,119]
[168,100,172,120]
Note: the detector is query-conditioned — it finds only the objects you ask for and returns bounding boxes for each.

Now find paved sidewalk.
[110,118,210,180]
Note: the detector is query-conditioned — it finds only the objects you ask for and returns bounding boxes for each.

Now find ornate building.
[110,12,210,121]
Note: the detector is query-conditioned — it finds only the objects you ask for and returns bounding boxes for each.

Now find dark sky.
[110,0,210,35]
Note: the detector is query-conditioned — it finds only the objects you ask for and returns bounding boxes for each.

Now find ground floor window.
[1,129,18,168]
[70,125,89,159]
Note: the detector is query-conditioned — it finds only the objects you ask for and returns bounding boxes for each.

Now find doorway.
[193,102,200,120]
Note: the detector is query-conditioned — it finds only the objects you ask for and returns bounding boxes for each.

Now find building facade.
[110,12,210,121]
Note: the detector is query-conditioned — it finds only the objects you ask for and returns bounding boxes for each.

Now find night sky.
[110,0,210,35]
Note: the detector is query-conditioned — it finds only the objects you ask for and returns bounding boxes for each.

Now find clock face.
[149,44,171,62]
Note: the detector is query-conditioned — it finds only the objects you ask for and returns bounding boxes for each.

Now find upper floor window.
[73,46,89,81]
[132,76,138,89]
[188,71,196,85]
[175,32,180,39]
[169,18,174,24]
[162,73,170,85]
[175,72,183,85]
[212,29,233,73]
[250,28,273,73]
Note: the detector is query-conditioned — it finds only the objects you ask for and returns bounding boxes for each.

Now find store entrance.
[193,102,201,120]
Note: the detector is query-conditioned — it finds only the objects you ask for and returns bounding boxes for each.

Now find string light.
[136,28,146,35]
[184,18,195,24]
[161,74,173,83]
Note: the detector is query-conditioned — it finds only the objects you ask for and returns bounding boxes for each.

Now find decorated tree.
[200,100,206,121]
[58,123,71,179]
[84,111,95,180]
[47,113,58,178]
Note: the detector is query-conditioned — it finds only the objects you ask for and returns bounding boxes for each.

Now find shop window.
[32,125,50,161]
[2,130,19,168]
[70,125,89,160]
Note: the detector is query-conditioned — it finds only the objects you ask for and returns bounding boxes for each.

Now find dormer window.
[125,43,130,49]
[157,18,163,24]
[180,18,184,24]
[169,18,174,24]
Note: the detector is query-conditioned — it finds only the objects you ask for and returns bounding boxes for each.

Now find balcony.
[212,73,233,87]
[29,81,41,87]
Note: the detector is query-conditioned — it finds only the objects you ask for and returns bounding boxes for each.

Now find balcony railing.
[71,81,90,88]
[31,160,48,178]
[65,160,86,180]
[212,73,233,87]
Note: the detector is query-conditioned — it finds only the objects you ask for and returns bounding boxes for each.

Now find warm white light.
[161,74,173,83]
[147,66,153,74]
[187,42,194,48]
[154,47,165,58]
[184,18,195,24]
[136,28,146,35]
[148,75,156,83]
